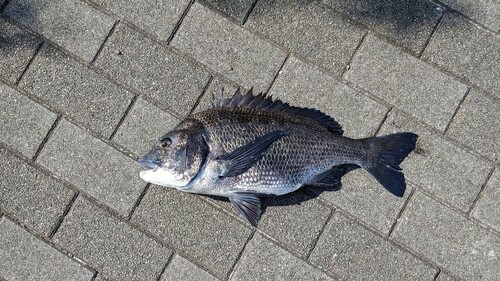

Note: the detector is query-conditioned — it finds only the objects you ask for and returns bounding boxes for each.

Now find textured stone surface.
[393,191,500,280]
[19,44,134,138]
[171,2,287,92]
[422,13,500,97]
[346,34,467,132]
[53,196,171,281]
[131,187,252,279]
[472,169,500,232]
[438,0,500,31]
[90,0,190,40]
[161,255,219,281]
[113,97,179,156]
[95,24,210,117]
[312,169,411,235]
[309,212,437,280]
[5,0,114,61]
[246,0,365,76]
[322,0,442,53]
[0,217,93,281]
[204,0,255,23]
[36,120,146,216]
[0,83,57,158]
[0,17,41,83]
[0,147,74,237]
[436,272,460,281]
[270,56,387,138]
[258,191,331,257]
[446,90,500,163]
[192,76,240,114]
[379,110,491,211]
[231,233,334,281]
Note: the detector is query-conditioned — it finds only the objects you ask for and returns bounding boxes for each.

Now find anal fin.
[309,164,359,189]
[229,193,261,227]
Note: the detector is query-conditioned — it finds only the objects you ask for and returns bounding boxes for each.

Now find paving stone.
[230,233,334,281]
[392,191,500,280]
[246,0,365,76]
[53,196,171,281]
[93,274,109,281]
[436,272,460,281]
[113,97,179,156]
[131,186,252,279]
[0,16,41,83]
[257,191,331,257]
[95,24,210,117]
[270,56,387,138]
[36,120,146,216]
[0,147,74,237]
[438,0,500,32]
[204,0,254,23]
[0,217,93,281]
[446,89,500,163]
[309,211,437,280]
[171,2,287,93]
[19,44,134,138]
[322,0,442,53]
[422,13,500,98]
[161,255,219,281]
[192,76,240,114]
[346,34,468,132]
[379,110,491,211]
[312,169,411,235]
[4,0,114,61]
[90,0,190,40]
[0,83,57,158]
[472,169,500,232]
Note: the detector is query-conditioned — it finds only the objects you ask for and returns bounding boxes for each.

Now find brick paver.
[437,0,500,32]
[472,169,500,232]
[160,255,219,281]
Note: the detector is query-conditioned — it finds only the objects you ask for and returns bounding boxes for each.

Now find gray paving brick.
[0,147,74,237]
[312,169,411,235]
[246,0,365,76]
[323,0,442,53]
[392,191,500,280]
[4,0,114,61]
[113,97,179,156]
[95,24,210,117]
[192,76,240,114]
[472,169,500,232]
[438,0,500,32]
[309,211,437,280]
[422,13,500,98]
[53,196,171,281]
[131,187,252,279]
[171,2,287,93]
[230,233,334,281]
[0,17,41,83]
[270,56,388,138]
[0,217,93,281]
[161,255,219,281]
[204,0,254,23]
[0,83,57,158]
[19,44,134,138]
[346,34,468,132]
[436,272,460,281]
[446,89,500,163]
[36,120,146,216]
[90,0,190,40]
[379,110,491,211]
[258,191,331,257]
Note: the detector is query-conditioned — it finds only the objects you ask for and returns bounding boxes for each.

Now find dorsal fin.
[214,88,343,135]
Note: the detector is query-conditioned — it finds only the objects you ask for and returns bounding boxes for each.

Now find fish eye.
[160,137,172,148]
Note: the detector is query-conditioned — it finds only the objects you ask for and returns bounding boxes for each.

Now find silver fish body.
[139,89,417,226]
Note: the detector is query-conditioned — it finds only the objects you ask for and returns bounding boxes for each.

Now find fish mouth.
[138,159,161,170]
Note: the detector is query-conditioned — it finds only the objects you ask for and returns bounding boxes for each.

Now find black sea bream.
[139,89,418,226]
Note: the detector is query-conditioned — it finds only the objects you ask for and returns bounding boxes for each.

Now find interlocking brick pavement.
[1,0,498,280]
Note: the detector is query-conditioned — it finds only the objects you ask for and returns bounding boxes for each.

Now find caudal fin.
[363,132,418,197]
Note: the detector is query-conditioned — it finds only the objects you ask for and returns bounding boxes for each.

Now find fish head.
[138,119,208,189]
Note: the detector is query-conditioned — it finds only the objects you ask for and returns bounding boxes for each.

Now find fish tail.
[363,132,418,197]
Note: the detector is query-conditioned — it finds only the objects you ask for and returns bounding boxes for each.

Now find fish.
[138,89,418,227]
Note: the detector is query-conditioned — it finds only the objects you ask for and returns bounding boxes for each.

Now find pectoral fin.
[229,193,261,227]
[217,130,287,177]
